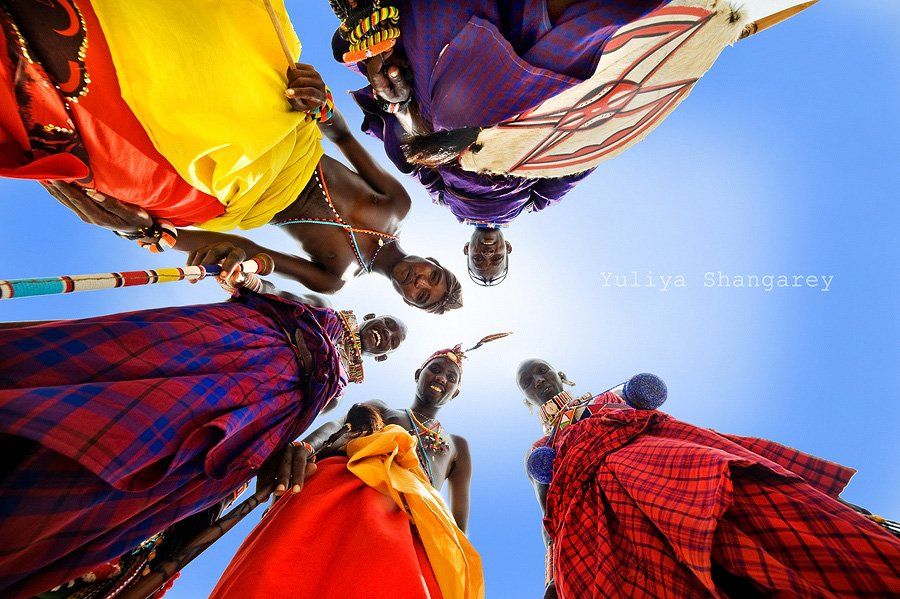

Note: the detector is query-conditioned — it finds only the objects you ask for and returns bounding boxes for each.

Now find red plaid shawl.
[544,407,900,598]
[0,291,347,597]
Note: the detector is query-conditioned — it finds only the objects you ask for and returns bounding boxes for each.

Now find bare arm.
[175,229,345,294]
[320,111,411,215]
[529,461,557,599]
[448,435,473,533]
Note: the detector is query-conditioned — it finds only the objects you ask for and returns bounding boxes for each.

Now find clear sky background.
[1,1,898,597]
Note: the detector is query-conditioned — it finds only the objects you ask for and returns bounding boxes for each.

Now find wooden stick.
[262,0,296,65]
[741,1,818,39]
[118,485,274,599]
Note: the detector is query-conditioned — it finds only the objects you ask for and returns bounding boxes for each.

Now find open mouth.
[429,383,445,394]
[371,329,382,348]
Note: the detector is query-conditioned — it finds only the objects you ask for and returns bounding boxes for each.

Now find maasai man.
[0,280,406,598]
[328,0,670,285]
[516,359,900,598]
[0,0,462,313]
[210,346,485,599]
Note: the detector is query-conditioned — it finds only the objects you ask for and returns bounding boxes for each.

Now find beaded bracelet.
[377,95,413,114]
[306,86,335,123]
[128,219,178,253]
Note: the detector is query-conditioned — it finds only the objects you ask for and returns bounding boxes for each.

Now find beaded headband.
[420,333,513,382]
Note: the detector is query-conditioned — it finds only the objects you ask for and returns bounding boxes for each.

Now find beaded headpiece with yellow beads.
[328,0,400,64]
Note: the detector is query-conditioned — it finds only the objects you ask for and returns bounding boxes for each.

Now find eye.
[448,373,457,383]
[386,318,398,331]
[430,269,440,284]
[473,255,484,264]
[429,363,441,373]
[539,365,548,374]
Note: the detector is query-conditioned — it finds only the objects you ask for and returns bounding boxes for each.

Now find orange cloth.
[0,0,224,226]
[211,456,444,599]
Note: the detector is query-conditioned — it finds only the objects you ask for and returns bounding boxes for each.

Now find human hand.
[186,242,248,281]
[285,62,327,113]
[43,181,153,234]
[365,50,411,105]
[256,442,318,501]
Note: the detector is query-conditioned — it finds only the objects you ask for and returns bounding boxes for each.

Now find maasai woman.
[0,281,407,598]
[0,0,461,313]
[328,0,671,285]
[516,359,900,598]
[210,347,484,599]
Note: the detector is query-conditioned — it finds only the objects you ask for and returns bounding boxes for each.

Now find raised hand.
[365,49,411,105]
[256,442,318,501]
[186,242,248,280]
[285,62,326,113]
[42,181,153,234]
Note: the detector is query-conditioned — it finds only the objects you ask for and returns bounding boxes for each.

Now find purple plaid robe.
[340,0,669,225]
[0,291,347,598]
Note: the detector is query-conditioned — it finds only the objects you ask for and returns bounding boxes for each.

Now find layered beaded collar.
[336,310,364,384]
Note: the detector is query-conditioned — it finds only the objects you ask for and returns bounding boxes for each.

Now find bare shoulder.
[451,434,470,458]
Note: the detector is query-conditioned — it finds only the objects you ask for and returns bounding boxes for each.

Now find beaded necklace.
[336,310,364,384]
[405,409,450,485]
[276,164,398,273]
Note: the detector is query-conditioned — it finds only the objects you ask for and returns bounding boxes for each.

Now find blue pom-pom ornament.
[527,445,557,485]
[623,373,667,410]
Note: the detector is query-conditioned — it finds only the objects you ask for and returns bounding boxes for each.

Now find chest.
[384,412,454,490]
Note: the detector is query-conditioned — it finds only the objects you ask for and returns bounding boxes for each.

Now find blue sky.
[1,1,898,597]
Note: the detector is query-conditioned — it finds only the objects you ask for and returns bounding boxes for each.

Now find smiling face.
[517,358,565,408]
[415,356,462,407]
[359,315,407,357]
[390,256,454,311]
[464,228,511,285]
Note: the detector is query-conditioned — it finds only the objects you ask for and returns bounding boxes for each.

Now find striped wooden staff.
[0,254,274,300]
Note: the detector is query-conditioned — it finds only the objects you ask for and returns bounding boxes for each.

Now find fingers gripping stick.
[0,254,275,300]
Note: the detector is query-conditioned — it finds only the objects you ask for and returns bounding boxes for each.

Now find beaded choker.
[336,310,364,384]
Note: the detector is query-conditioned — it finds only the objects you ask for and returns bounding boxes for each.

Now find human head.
[414,348,464,407]
[464,228,511,286]
[358,314,407,361]
[390,255,462,314]
[516,358,569,409]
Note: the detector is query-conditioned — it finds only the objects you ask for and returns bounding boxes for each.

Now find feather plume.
[465,332,512,353]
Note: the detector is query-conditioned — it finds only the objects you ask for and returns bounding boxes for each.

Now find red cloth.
[0,0,223,226]
[211,457,443,599]
[545,407,900,598]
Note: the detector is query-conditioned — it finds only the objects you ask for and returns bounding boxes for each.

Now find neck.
[409,398,439,421]
[371,241,406,278]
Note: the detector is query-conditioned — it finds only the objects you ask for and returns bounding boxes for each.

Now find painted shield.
[458,0,748,178]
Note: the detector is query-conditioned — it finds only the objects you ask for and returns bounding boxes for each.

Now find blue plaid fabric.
[342,0,670,224]
[0,291,347,597]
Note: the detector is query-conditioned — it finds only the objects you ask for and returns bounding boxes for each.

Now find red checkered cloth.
[544,407,900,598]
[0,291,347,598]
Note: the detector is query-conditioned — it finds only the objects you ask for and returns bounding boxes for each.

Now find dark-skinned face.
[517,358,565,407]
[391,256,448,310]
[359,315,407,356]
[415,356,462,407]
[464,228,511,283]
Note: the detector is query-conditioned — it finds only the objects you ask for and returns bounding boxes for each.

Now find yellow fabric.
[346,425,485,599]
[90,0,323,231]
